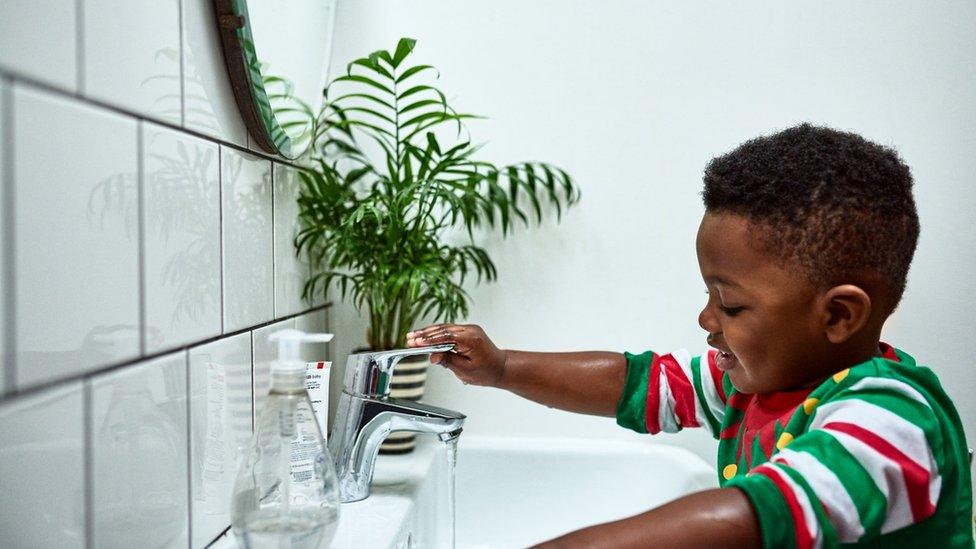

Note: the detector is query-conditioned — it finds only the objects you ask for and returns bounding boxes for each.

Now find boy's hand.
[406,324,508,387]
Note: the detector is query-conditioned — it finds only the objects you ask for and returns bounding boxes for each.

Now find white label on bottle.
[290,406,320,483]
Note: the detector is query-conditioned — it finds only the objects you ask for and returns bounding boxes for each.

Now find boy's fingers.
[407,323,449,338]
[411,327,458,345]
[406,326,443,347]
[432,351,465,367]
[436,352,473,371]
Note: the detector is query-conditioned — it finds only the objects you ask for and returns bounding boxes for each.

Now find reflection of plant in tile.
[221,151,273,324]
[146,139,220,326]
[89,134,221,332]
[142,47,183,123]
[183,44,225,136]
[87,170,139,238]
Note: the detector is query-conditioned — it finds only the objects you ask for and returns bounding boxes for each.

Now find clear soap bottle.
[231,329,340,549]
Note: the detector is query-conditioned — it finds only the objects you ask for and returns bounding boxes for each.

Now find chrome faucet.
[328,344,466,502]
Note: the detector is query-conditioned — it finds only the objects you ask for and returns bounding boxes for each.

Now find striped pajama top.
[616,343,973,548]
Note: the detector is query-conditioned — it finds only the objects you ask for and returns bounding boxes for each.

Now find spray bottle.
[230,329,340,549]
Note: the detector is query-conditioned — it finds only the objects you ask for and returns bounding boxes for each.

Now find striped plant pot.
[379,354,430,455]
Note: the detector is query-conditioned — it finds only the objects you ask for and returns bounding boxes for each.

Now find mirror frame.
[213,0,295,157]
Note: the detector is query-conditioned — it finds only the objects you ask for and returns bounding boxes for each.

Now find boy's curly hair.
[702,123,919,313]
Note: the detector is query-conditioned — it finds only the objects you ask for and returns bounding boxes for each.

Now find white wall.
[327,0,976,466]
[0,1,329,546]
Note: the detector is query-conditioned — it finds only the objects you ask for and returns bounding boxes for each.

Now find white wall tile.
[251,318,294,420]
[84,0,181,123]
[183,0,247,146]
[0,0,78,91]
[221,147,273,332]
[0,382,86,548]
[144,123,222,352]
[188,332,252,548]
[273,163,309,316]
[91,352,188,548]
[13,85,140,388]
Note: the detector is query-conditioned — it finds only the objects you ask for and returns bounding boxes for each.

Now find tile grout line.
[250,331,256,432]
[2,79,16,392]
[218,146,225,335]
[0,70,304,171]
[83,380,94,549]
[207,526,232,547]
[75,0,85,93]
[178,0,186,128]
[0,302,332,407]
[184,349,193,548]
[137,122,147,356]
[270,162,277,318]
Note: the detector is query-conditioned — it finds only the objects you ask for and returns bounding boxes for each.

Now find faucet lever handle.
[344,343,455,397]
[372,343,455,364]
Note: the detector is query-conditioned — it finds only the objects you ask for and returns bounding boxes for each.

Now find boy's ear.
[820,285,872,344]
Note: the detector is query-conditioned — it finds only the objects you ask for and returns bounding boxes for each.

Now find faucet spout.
[329,395,465,502]
[439,427,464,443]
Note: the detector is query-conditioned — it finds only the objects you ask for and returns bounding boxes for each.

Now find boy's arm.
[497,349,627,416]
[407,324,626,416]
[534,488,761,549]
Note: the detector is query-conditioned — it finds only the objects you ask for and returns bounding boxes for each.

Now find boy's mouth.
[715,350,738,371]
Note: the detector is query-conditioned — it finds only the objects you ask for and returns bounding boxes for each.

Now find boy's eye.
[719,304,744,316]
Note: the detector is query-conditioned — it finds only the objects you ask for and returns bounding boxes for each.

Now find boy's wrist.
[495,349,514,389]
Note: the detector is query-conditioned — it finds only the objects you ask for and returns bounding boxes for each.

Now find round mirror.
[213,0,337,159]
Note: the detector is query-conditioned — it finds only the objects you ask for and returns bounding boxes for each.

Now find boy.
[407,124,973,547]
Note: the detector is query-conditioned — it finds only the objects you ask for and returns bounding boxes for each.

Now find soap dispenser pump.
[230,329,340,549]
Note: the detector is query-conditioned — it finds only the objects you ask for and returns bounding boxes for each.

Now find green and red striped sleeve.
[616,349,729,438]
[726,372,949,548]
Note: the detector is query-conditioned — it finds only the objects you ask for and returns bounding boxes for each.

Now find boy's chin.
[727,368,762,395]
[729,368,797,395]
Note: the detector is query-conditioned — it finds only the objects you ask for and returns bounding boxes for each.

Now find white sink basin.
[452,436,716,548]
[212,436,717,548]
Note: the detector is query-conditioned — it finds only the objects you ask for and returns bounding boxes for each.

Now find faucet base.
[329,393,465,503]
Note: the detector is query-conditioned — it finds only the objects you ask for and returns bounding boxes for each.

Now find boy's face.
[696,212,829,394]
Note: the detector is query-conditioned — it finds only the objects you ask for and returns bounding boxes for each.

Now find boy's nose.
[698,306,720,334]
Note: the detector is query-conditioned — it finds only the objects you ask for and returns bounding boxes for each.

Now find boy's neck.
[792,333,885,392]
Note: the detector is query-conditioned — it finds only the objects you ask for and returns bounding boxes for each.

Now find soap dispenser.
[230,329,340,549]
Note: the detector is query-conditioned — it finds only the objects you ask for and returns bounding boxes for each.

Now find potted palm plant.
[294,38,580,452]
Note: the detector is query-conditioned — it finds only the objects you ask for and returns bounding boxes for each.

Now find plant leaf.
[391,38,417,68]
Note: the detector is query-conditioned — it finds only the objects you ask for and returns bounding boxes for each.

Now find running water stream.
[442,438,459,547]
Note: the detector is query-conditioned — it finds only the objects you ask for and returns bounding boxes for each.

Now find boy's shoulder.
[806,345,969,479]
[820,346,950,407]
[810,346,961,427]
